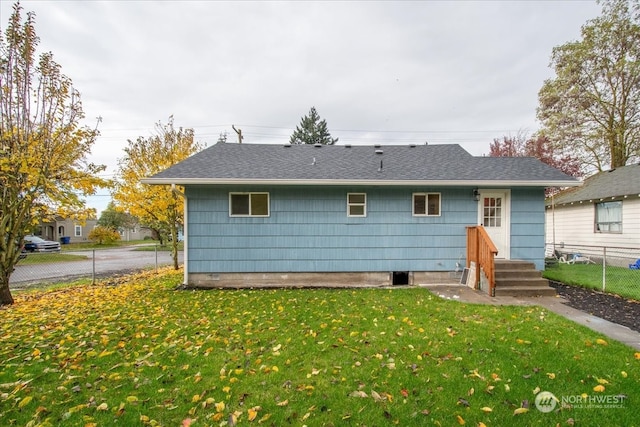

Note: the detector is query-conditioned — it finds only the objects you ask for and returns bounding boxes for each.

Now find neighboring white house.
[545,163,640,251]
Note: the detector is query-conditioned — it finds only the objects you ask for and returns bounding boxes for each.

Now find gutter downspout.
[171,184,188,286]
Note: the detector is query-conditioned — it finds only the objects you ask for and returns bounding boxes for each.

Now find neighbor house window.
[74,225,82,237]
[229,192,269,216]
[413,193,440,216]
[347,193,367,217]
[595,201,622,233]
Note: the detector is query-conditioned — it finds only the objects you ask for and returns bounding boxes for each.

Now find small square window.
[347,193,366,217]
[413,193,440,216]
[230,193,270,217]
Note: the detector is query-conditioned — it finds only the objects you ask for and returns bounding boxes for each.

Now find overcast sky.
[1,0,602,214]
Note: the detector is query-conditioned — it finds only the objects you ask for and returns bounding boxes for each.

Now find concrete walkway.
[421,284,640,351]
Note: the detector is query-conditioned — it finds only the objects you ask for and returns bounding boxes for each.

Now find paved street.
[10,246,183,289]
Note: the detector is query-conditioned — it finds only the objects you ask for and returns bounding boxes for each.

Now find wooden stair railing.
[466,226,498,296]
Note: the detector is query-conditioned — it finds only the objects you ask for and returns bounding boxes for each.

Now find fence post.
[602,247,606,293]
[92,249,96,285]
[155,244,158,274]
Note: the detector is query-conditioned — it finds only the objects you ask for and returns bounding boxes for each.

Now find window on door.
[483,197,502,227]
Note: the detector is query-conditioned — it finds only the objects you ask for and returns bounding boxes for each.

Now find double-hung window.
[413,193,441,216]
[595,201,622,233]
[347,193,366,217]
[229,192,270,217]
[74,225,82,237]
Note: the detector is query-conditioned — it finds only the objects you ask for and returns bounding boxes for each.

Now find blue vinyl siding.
[185,185,544,273]
[510,188,546,269]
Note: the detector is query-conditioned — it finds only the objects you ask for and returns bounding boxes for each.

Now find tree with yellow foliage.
[112,117,203,270]
[0,3,108,305]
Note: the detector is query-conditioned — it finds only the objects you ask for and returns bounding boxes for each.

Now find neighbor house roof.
[548,163,640,206]
[143,142,580,187]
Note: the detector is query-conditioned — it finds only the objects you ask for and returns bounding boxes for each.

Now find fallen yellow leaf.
[595,338,608,346]
[456,414,465,425]
[593,384,605,392]
[18,396,32,408]
[248,407,259,421]
[513,407,529,415]
[480,407,493,412]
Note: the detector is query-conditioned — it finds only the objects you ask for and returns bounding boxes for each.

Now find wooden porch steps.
[493,260,556,297]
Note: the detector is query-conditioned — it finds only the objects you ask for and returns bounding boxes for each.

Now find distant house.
[143,142,578,289]
[545,163,640,251]
[38,217,153,243]
[38,217,98,243]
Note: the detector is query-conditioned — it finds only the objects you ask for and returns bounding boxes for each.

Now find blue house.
[144,142,579,293]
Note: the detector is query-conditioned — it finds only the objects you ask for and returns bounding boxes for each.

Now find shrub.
[88,226,121,244]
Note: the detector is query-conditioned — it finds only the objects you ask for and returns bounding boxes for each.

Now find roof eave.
[141,178,582,187]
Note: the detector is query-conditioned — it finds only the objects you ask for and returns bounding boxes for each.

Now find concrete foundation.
[187,271,459,289]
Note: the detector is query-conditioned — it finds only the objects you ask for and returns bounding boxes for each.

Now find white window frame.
[412,193,441,217]
[229,192,270,217]
[595,200,622,233]
[347,193,367,217]
[74,225,82,237]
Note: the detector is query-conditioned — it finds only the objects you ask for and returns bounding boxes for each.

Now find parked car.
[23,235,61,252]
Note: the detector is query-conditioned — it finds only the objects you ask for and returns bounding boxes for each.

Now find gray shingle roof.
[144,142,579,186]
[549,163,640,205]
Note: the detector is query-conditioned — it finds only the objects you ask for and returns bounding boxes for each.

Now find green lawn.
[132,242,184,252]
[1,269,639,426]
[543,263,640,300]
[18,252,88,265]
[61,240,153,251]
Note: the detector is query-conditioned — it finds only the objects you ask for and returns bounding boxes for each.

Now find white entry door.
[477,190,510,259]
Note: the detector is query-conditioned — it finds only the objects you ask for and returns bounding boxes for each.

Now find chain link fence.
[544,243,640,301]
[10,245,183,290]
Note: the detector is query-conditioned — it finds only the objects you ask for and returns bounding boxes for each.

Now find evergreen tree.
[289,107,338,145]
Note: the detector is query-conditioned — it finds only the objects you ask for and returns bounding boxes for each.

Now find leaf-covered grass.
[544,263,640,301]
[17,253,88,265]
[1,270,639,426]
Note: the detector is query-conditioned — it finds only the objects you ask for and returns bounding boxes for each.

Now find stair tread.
[492,259,554,296]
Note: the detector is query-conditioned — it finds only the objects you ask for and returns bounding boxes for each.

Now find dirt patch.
[549,281,640,333]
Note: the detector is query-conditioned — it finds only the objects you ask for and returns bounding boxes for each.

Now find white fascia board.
[141,178,582,187]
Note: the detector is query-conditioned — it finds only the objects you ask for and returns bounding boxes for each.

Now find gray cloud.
[0,0,601,212]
